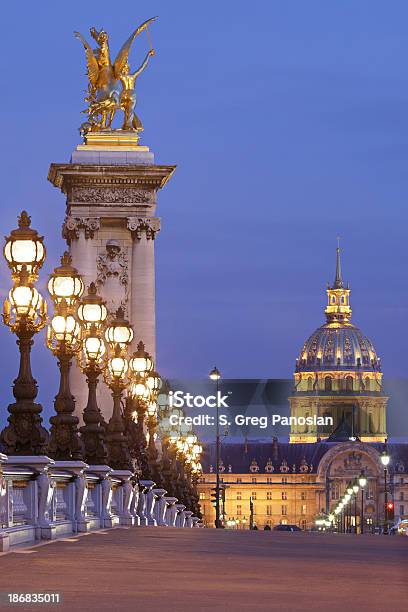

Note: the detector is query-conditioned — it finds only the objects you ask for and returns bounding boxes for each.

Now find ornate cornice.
[48,164,176,195]
[127,217,161,240]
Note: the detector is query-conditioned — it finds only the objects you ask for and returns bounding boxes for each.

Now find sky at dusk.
[1,1,408,423]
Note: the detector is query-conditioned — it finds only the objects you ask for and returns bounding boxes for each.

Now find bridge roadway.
[0,528,406,611]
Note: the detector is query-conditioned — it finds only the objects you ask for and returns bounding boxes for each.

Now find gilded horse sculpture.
[74,17,157,134]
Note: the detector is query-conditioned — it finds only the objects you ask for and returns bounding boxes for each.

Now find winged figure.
[74,17,157,134]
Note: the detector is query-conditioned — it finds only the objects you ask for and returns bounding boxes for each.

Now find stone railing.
[0,454,201,552]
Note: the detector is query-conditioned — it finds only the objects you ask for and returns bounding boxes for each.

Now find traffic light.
[386,501,394,520]
[211,488,218,508]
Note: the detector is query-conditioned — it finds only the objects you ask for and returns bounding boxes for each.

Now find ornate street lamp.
[77,282,107,331]
[124,342,154,477]
[103,308,134,470]
[77,284,108,465]
[358,471,367,534]
[209,366,222,528]
[380,443,390,535]
[105,307,133,349]
[4,211,45,282]
[129,340,153,378]
[46,253,84,460]
[48,252,84,307]
[47,299,83,460]
[1,261,48,455]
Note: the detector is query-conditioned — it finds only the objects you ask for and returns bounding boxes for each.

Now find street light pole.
[380,445,390,535]
[358,472,367,534]
[209,367,221,528]
[352,483,359,534]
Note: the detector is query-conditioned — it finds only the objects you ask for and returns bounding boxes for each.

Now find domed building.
[289,246,387,443]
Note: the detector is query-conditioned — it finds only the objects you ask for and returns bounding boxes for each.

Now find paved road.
[0,529,406,611]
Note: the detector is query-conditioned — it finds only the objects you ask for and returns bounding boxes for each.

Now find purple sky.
[1,1,408,422]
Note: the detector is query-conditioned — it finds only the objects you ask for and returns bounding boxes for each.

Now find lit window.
[301,505,307,515]
[281,518,288,525]
[199,492,206,500]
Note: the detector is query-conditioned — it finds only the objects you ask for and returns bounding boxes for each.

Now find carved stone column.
[48,146,175,422]
[127,217,160,361]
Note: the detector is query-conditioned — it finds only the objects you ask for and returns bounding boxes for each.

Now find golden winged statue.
[74,17,157,135]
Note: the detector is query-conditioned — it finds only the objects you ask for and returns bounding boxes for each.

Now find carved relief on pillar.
[71,186,155,206]
[62,216,101,243]
[127,217,161,240]
[96,240,129,314]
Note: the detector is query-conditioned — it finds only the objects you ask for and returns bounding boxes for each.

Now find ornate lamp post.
[125,341,154,475]
[380,444,390,535]
[104,309,134,470]
[352,482,359,534]
[77,283,108,465]
[346,485,353,533]
[47,253,84,460]
[1,212,48,455]
[358,471,367,534]
[209,366,221,528]
[145,399,162,484]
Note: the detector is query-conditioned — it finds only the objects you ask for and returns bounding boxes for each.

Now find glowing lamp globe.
[146,370,162,393]
[129,341,153,377]
[209,366,221,381]
[105,307,133,348]
[51,314,80,343]
[77,283,107,329]
[84,335,105,362]
[108,356,128,379]
[4,211,45,279]
[48,252,84,306]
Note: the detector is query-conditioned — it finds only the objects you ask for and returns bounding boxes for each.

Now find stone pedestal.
[52,460,89,533]
[164,497,178,527]
[184,510,194,528]
[111,470,134,526]
[175,504,186,528]
[140,479,156,526]
[152,488,168,526]
[48,134,175,422]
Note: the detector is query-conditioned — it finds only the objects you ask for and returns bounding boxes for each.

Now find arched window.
[341,296,346,304]
[365,377,370,391]
[345,376,353,391]
[307,376,313,391]
[331,295,336,304]
[324,376,333,392]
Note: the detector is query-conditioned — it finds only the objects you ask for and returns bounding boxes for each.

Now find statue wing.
[113,17,158,79]
[74,31,99,88]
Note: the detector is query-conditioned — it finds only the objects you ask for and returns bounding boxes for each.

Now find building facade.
[198,249,408,529]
